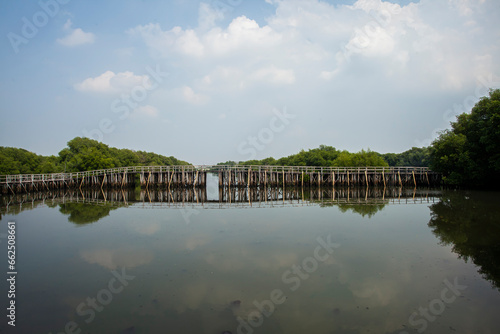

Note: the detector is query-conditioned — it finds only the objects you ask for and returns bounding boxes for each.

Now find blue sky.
[0,0,499,164]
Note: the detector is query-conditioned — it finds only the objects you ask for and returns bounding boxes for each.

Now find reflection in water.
[1,186,440,223]
[336,203,386,218]
[80,248,155,270]
[428,190,500,290]
[59,202,122,224]
[1,187,500,334]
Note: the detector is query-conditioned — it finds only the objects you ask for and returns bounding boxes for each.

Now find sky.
[0,0,499,165]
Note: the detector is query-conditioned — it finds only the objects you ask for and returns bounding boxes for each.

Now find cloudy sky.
[0,0,499,164]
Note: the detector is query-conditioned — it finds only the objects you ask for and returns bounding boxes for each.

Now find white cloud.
[320,69,340,81]
[57,19,95,46]
[128,15,280,58]
[128,23,205,57]
[181,86,209,105]
[198,2,224,30]
[133,105,159,117]
[128,0,498,94]
[75,70,150,94]
[252,66,295,85]
[120,0,499,160]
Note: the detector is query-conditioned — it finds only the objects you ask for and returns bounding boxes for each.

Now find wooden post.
[247,167,251,187]
[121,171,126,188]
[101,174,106,190]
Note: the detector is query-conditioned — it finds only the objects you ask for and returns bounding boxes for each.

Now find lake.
[0,185,499,334]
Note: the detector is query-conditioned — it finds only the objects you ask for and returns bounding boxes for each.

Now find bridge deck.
[0,165,441,194]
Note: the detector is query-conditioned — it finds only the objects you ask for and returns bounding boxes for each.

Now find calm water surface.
[0,188,499,334]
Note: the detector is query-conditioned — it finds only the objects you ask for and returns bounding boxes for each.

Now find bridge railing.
[0,165,434,184]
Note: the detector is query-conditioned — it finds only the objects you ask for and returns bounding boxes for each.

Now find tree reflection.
[59,203,120,225]
[428,190,500,290]
[337,203,386,218]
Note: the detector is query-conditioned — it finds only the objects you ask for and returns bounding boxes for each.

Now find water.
[0,187,499,334]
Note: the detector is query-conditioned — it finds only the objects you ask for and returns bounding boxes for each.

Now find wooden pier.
[0,165,441,194]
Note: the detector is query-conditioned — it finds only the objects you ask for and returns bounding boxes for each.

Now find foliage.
[382,147,431,167]
[336,203,387,218]
[0,137,190,174]
[237,145,388,167]
[331,149,388,167]
[59,203,119,225]
[0,147,63,174]
[428,190,500,290]
[217,160,238,166]
[430,89,500,187]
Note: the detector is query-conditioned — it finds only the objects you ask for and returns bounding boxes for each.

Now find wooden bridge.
[0,165,441,194]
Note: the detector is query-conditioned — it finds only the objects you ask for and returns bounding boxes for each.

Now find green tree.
[430,89,500,187]
[1,136,190,175]
[382,147,431,167]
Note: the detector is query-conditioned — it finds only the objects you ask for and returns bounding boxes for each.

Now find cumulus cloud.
[123,0,499,158]
[57,19,95,46]
[128,15,280,58]
[74,70,150,94]
[181,86,209,105]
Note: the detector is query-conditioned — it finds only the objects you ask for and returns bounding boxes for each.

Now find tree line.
[0,137,189,174]
[218,146,431,169]
[1,89,498,187]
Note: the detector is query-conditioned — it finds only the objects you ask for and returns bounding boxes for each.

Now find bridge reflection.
[1,186,440,216]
